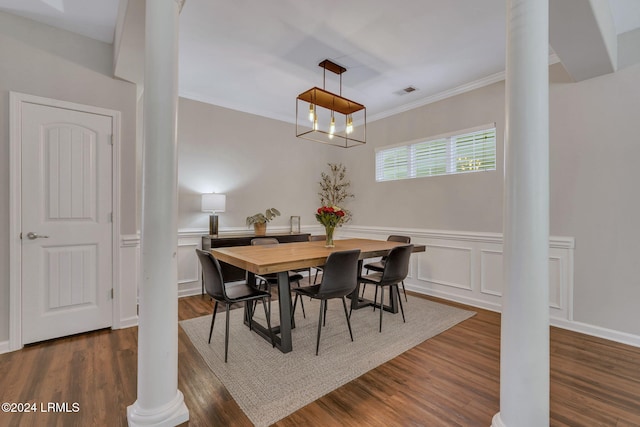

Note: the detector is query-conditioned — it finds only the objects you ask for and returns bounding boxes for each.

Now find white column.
[492,0,549,426]
[127,0,189,426]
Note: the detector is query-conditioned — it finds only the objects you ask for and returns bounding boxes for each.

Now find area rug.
[180,292,475,426]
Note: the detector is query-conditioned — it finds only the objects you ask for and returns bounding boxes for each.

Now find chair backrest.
[308,235,326,242]
[318,249,361,297]
[251,237,279,246]
[380,244,414,285]
[381,235,411,261]
[388,235,411,244]
[195,249,226,300]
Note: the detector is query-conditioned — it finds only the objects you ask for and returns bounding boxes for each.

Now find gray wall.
[2,10,638,344]
[0,12,138,342]
[176,98,333,232]
[177,62,640,336]
[336,63,640,336]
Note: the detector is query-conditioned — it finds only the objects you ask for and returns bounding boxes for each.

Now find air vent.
[394,86,419,96]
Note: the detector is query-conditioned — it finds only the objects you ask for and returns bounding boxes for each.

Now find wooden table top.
[210,238,426,275]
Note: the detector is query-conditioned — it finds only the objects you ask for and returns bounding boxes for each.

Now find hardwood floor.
[1,290,639,426]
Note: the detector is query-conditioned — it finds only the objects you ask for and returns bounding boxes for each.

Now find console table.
[201,232,311,292]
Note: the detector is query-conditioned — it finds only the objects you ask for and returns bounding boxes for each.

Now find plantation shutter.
[375,124,496,182]
[452,128,496,172]
[375,145,409,181]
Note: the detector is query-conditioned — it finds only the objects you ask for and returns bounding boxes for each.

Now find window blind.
[375,125,496,182]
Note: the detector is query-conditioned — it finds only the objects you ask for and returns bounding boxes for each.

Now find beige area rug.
[180,291,475,427]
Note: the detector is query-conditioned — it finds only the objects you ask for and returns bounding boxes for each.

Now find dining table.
[210,237,426,353]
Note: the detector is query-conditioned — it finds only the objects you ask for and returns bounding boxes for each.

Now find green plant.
[246,208,281,227]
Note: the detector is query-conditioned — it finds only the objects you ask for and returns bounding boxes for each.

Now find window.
[375,124,496,182]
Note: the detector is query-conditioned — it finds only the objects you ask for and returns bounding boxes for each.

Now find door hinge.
[19,232,22,240]
[108,212,113,223]
[110,288,114,299]
[109,134,114,145]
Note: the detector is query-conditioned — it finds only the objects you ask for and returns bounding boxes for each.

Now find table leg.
[276,271,293,353]
[242,271,293,353]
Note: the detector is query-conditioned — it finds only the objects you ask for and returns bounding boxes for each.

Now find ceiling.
[1,0,639,124]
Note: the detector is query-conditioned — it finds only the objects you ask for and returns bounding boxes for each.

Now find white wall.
[0,12,138,343]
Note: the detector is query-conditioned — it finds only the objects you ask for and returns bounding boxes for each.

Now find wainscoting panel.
[340,226,575,323]
[419,244,472,290]
[119,234,140,328]
[177,232,204,297]
[480,249,503,297]
[169,227,640,347]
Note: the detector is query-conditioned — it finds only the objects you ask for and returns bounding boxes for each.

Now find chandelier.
[296,59,366,148]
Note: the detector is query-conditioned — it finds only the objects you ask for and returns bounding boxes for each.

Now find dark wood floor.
[1,288,639,426]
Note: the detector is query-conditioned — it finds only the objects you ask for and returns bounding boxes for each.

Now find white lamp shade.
[201,193,226,213]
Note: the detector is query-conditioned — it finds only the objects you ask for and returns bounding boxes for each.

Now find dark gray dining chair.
[362,235,411,301]
[195,249,274,362]
[291,249,361,355]
[359,244,413,332]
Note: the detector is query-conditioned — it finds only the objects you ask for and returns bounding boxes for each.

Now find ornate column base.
[127,390,189,427]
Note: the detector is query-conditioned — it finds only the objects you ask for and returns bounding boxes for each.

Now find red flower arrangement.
[315,205,346,228]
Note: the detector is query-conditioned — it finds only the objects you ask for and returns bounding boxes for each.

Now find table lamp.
[201,193,226,236]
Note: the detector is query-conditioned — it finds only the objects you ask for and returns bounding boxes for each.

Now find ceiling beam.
[550,0,617,81]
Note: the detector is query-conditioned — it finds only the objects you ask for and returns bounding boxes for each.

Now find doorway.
[9,93,121,348]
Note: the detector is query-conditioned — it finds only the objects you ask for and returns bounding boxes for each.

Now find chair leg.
[361,268,369,297]
[208,301,219,343]
[323,299,328,326]
[378,286,384,333]
[262,296,275,348]
[225,303,231,363]
[246,300,254,331]
[401,280,408,302]
[316,300,325,356]
[313,268,320,284]
[395,284,406,323]
[373,286,379,312]
[297,281,306,319]
[291,293,299,325]
[342,297,354,342]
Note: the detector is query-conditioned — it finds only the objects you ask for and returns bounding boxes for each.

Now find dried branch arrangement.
[318,163,354,224]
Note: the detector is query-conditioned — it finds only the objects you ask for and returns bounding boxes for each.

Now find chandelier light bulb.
[313,116,318,130]
[329,115,335,135]
[308,103,315,122]
[346,115,353,134]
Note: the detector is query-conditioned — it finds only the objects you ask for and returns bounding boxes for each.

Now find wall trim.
[173,224,638,348]
[551,319,640,348]
[121,233,141,247]
[0,340,9,355]
[342,225,575,249]
[342,225,638,348]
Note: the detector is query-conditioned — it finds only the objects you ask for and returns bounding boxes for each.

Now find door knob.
[26,232,49,240]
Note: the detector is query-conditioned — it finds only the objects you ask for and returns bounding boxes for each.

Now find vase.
[325,225,335,248]
[254,222,267,236]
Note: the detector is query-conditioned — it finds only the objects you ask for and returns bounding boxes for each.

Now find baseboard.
[408,285,640,348]
[551,318,640,348]
[0,340,10,355]
[406,283,502,313]
[118,316,139,329]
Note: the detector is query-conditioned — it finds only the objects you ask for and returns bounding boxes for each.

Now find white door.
[21,102,114,344]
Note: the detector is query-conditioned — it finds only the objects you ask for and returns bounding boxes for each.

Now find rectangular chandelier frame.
[295,59,366,148]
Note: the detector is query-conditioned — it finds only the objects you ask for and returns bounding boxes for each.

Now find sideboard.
[201,232,311,292]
